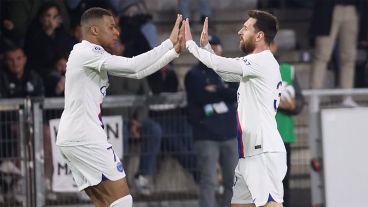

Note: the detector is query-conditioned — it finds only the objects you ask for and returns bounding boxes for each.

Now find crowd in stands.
[0,0,209,204]
[1,0,368,206]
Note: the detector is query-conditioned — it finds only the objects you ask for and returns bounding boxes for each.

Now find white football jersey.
[57,39,177,146]
[236,51,285,157]
[186,40,285,157]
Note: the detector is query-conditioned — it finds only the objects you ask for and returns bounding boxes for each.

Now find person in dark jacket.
[23,1,74,80]
[0,46,44,98]
[44,53,67,97]
[185,35,238,207]
[0,46,44,201]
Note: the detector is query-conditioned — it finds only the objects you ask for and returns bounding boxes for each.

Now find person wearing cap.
[185,35,238,207]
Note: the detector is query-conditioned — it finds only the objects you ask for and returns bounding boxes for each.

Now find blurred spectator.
[271,42,305,207]
[24,1,74,80]
[69,22,83,44]
[107,76,162,196]
[44,53,67,97]
[112,0,158,57]
[0,0,42,45]
[68,1,118,45]
[184,35,238,207]
[310,0,367,106]
[258,0,315,9]
[147,63,178,94]
[0,46,44,98]
[147,63,198,184]
[0,46,44,204]
[47,0,73,32]
[65,0,111,29]
[178,0,212,24]
[42,52,69,201]
[356,1,368,87]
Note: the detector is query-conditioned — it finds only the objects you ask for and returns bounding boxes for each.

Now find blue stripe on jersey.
[268,193,275,202]
[101,174,109,181]
[236,113,245,158]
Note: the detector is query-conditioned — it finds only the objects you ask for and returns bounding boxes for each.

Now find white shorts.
[59,142,126,191]
[231,152,287,207]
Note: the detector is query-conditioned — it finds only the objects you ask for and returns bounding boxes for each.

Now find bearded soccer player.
[56,8,185,207]
[184,10,287,207]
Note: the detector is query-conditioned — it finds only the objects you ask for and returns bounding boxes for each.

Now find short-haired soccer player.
[56,7,185,207]
[184,10,287,207]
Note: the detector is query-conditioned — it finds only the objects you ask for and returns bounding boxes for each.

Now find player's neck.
[253,44,270,54]
[83,35,101,46]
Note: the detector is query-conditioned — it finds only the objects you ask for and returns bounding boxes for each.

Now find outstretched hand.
[184,19,193,42]
[170,14,183,45]
[174,20,186,54]
[200,17,209,47]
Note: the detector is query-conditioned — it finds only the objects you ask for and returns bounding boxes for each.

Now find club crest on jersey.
[92,46,104,54]
[116,162,124,172]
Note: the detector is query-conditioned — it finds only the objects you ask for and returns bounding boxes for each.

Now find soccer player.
[184,10,287,207]
[56,8,184,207]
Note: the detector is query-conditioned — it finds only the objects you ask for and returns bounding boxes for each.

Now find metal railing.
[1,89,368,207]
[0,99,31,207]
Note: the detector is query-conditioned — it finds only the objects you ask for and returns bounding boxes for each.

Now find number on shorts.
[107,146,117,162]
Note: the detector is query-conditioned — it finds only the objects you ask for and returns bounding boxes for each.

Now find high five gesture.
[200,17,209,47]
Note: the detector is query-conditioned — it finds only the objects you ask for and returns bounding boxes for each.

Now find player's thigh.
[90,177,130,204]
[231,204,256,207]
[84,186,108,207]
[231,202,282,207]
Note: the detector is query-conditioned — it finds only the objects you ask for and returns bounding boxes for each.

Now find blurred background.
[1,0,368,206]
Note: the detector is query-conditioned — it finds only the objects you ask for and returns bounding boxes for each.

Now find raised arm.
[184,19,244,82]
[102,39,173,72]
[108,49,179,79]
[101,15,184,77]
[200,18,216,54]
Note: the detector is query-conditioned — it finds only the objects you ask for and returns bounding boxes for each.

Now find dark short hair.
[248,10,278,45]
[4,45,24,55]
[37,1,60,19]
[81,7,113,25]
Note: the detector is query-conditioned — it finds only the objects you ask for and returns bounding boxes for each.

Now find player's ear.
[90,26,98,36]
[256,31,264,42]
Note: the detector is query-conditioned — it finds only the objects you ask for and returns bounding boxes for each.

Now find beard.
[240,36,255,55]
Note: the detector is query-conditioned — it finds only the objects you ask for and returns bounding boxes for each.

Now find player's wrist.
[185,40,195,49]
